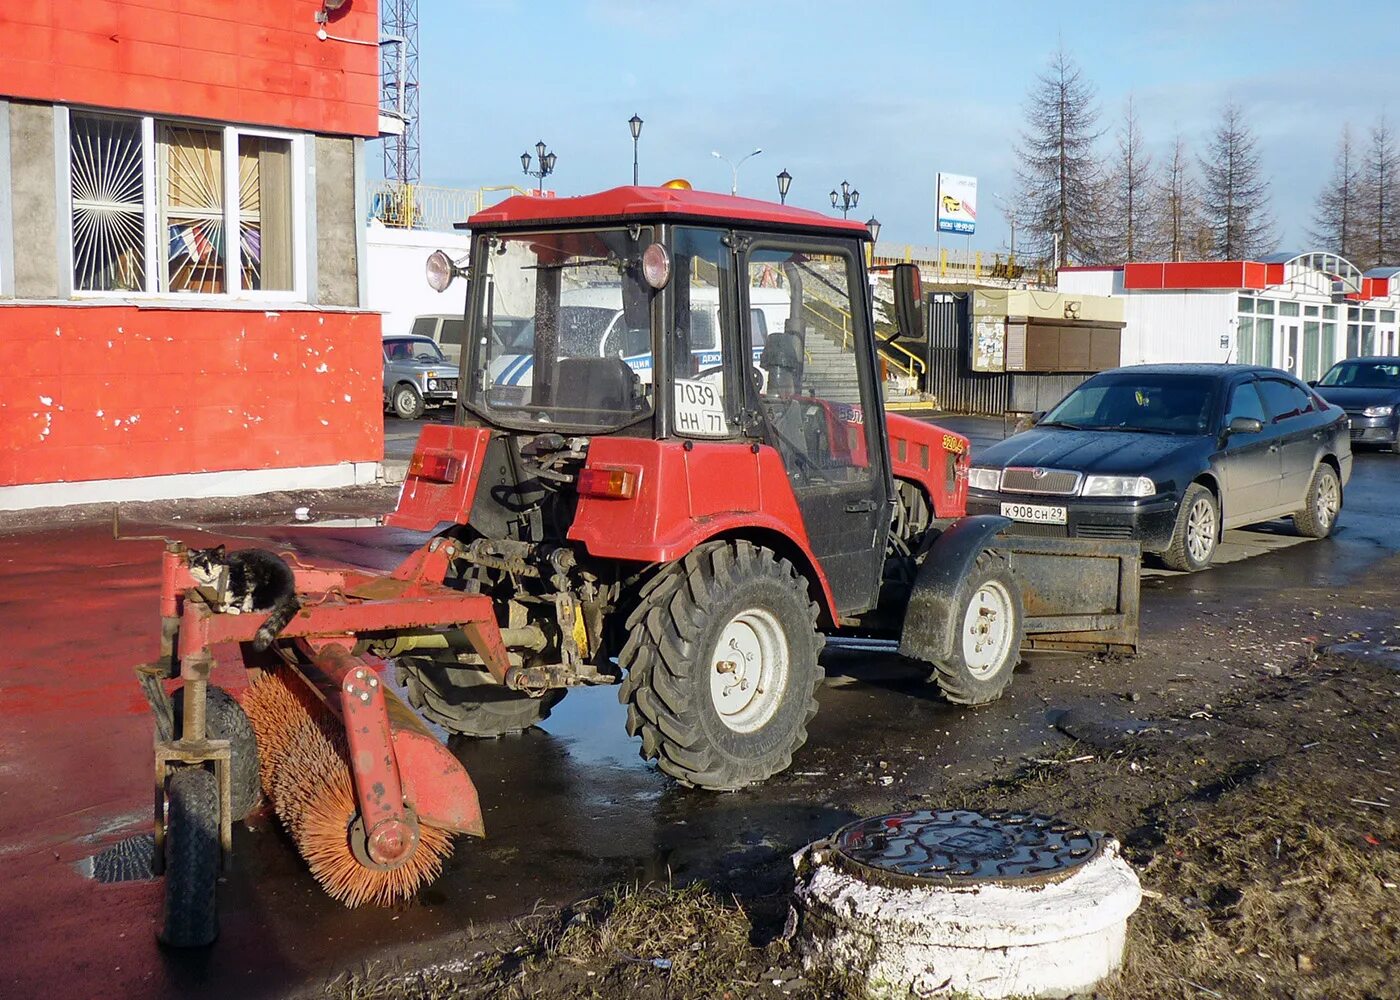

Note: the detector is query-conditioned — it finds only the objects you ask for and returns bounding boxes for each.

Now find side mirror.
[621,261,651,332]
[1226,416,1264,436]
[1031,410,1046,424]
[1306,379,1319,387]
[893,263,923,343]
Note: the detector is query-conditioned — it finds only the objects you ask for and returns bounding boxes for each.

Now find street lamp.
[712,147,762,196]
[776,169,792,205]
[866,217,881,244]
[628,114,644,186]
[830,179,859,219]
[521,140,556,194]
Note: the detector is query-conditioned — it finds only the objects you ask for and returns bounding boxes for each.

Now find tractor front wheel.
[158,766,220,948]
[928,549,1024,705]
[618,541,824,790]
[398,657,565,738]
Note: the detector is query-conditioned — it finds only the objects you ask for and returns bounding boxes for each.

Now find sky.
[393,0,1397,255]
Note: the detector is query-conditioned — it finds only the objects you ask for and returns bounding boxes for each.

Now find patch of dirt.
[327,635,1398,1000]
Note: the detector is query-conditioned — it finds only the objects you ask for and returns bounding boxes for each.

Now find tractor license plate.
[1001,502,1067,525]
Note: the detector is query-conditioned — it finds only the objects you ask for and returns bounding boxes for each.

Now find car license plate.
[1000,502,1067,525]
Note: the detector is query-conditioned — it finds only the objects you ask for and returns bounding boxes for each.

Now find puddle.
[1047,708,1174,749]
[1322,641,1400,671]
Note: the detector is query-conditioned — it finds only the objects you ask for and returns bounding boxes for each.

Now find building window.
[70,112,146,292]
[1279,301,1300,318]
[67,108,303,299]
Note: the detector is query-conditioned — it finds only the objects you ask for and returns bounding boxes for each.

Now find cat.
[186,545,301,651]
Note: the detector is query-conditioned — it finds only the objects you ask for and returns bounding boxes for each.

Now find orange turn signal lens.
[576,467,637,499]
[408,449,461,484]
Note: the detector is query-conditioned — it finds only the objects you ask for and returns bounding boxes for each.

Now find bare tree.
[1359,117,1400,269]
[1013,48,1104,267]
[1308,125,1364,262]
[1160,132,1205,261]
[1199,102,1274,259]
[1101,96,1166,261]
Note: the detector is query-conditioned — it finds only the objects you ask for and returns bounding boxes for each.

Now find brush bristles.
[242,671,453,907]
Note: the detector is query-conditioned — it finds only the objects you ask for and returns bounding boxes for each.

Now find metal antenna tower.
[381,0,420,185]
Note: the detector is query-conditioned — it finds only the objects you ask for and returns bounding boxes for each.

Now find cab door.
[738,240,892,616]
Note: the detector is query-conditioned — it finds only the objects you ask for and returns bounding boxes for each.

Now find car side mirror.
[1306,379,1319,387]
[1226,416,1264,436]
[1031,410,1046,424]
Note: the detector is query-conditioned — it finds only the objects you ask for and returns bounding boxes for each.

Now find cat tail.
[253,594,301,651]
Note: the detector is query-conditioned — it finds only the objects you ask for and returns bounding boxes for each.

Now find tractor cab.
[425,185,911,614]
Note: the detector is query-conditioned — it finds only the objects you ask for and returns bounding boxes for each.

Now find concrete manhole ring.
[793,808,1142,999]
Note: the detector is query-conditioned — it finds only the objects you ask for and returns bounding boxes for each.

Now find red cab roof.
[464,185,871,237]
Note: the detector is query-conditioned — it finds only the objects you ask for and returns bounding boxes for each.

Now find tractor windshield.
[467,227,656,431]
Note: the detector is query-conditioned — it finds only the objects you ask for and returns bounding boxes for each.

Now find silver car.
[383,335,458,419]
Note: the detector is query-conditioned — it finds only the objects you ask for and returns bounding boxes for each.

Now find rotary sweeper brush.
[137,183,1141,947]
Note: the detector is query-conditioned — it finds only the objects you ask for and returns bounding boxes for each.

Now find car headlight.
[1362,404,1394,417]
[1081,474,1156,498]
[968,467,1002,491]
[427,379,439,391]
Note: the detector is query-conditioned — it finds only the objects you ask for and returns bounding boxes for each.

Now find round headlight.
[642,242,671,289]
[425,250,455,293]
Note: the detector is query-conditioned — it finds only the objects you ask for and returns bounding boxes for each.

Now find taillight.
[577,467,637,499]
[408,449,461,484]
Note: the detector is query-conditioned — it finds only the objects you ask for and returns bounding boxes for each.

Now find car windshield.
[468,227,655,431]
[1319,361,1400,389]
[384,338,445,363]
[1042,373,1219,435]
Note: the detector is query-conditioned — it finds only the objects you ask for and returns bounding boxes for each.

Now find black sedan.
[1311,356,1400,453]
[967,365,1353,571]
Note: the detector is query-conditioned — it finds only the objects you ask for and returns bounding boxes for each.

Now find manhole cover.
[830,808,1103,887]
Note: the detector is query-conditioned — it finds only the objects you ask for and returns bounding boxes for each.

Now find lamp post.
[628,114,643,186]
[521,140,556,194]
[830,179,859,219]
[712,147,762,196]
[866,217,881,268]
[776,169,792,205]
[992,191,1016,259]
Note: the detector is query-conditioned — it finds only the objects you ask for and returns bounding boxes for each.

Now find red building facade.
[0,0,385,509]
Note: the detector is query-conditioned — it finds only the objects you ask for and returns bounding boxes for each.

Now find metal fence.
[368,182,536,231]
[873,244,1054,287]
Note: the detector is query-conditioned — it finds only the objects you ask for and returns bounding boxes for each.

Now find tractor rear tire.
[171,685,260,821]
[929,549,1024,706]
[398,657,565,738]
[618,540,824,790]
[159,766,219,948]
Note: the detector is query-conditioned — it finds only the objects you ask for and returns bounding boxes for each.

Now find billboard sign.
[936,173,977,235]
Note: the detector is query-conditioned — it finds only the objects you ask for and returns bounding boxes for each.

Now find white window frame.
[61,106,307,304]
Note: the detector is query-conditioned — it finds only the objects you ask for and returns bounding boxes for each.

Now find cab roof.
[463,185,872,238]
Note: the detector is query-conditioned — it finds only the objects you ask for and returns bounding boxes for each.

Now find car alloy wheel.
[1185,495,1217,565]
[1314,473,1339,532]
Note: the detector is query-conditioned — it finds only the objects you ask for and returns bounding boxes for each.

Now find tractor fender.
[897,514,1011,664]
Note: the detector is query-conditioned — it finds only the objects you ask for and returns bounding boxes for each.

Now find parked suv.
[383,334,458,419]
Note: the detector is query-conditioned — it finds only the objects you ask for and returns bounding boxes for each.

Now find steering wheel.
[695,364,765,396]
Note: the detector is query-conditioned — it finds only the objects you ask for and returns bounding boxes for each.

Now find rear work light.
[408,449,461,484]
[577,467,637,499]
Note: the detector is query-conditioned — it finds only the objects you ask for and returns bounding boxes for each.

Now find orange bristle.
[242,671,453,907]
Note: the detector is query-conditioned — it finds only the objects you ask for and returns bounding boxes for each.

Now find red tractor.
[139,184,1138,944]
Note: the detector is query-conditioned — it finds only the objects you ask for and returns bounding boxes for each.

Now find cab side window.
[1225,381,1267,426]
[669,227,735,438]
[1257,378,1314,424]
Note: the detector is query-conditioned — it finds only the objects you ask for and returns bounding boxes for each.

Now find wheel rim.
[709,608,789,733]
[396,388,417,413]
[1185,496,1216,564]
[961,580,1016,679]
[1315,472,1339,529]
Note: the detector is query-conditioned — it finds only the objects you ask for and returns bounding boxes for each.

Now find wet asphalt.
[2,418,1399,999]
